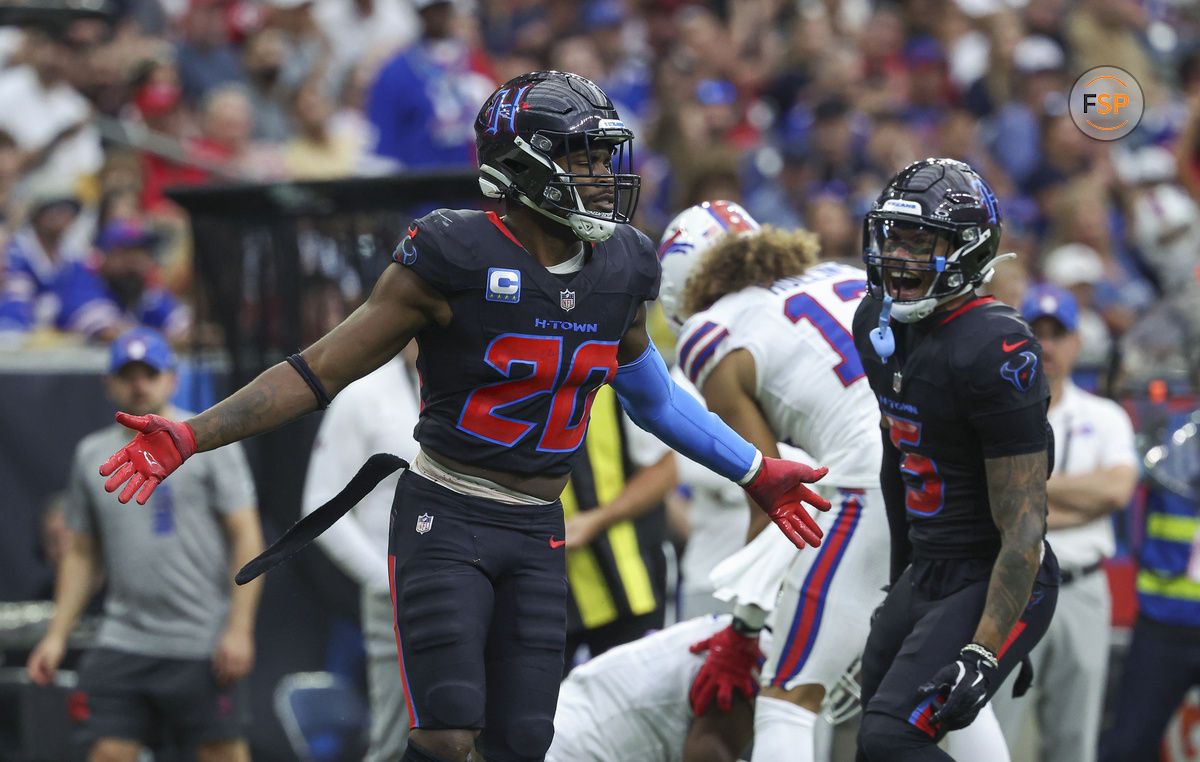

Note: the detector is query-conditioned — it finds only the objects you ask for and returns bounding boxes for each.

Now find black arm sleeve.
[880,428,911,585]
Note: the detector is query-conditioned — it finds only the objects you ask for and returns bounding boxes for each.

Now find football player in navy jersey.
[850,159,1060,761]
[94,71,833,762]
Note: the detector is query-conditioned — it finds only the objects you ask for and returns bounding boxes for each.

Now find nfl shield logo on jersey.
[560,289,576,311]
[415,513,434,534]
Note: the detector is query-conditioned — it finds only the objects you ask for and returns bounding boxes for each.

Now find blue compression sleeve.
[611,342,760,484]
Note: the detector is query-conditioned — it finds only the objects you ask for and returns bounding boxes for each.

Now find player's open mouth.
[887,270,926,298]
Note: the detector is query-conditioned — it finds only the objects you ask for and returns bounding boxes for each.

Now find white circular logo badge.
[1069,66,1144,141]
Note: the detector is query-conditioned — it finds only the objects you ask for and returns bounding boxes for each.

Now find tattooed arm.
[188,265,449,452]
[972,449,1048,653]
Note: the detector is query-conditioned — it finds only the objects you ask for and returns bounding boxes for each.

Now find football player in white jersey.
[548,613,763,762]
[548,535,1012,762]
[659,200,890,762]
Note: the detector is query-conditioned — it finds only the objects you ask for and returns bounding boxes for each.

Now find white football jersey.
[675,261,880,487]
[548,615,775,762]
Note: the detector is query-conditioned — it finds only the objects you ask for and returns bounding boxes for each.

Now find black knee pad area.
[476,714,555,762]
[858,712,940,761]
[420,679,486,729]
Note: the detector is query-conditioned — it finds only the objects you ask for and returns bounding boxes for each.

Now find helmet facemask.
[479,123,640,243]
[864,216,994,323]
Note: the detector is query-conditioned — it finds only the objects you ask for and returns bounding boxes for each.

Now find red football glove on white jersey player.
[99,413,197,504]
[743,456,831,549]
[689,623,763,716]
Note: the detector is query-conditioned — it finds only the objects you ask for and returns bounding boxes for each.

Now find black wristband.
[287,353,332,410]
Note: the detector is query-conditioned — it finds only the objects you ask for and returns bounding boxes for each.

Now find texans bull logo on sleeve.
[1000,351,1038,392]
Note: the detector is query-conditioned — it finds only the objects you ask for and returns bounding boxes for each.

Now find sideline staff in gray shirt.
[28,327,264,762]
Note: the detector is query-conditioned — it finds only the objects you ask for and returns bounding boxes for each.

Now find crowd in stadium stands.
[0,0,1194,384]
[0,24,1141,573]
[5,0,1200,758]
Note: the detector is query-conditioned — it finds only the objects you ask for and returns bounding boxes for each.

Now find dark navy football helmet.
[863,158,1005,322]
[475,70,640,242]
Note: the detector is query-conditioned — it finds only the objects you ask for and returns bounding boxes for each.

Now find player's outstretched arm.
[101,265,448,503]
[191,265,446,448]
[611,307,830,549]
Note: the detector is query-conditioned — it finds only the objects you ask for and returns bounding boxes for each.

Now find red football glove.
[743,456,832,549]
[688,625,762,716]
[99,413,197,505]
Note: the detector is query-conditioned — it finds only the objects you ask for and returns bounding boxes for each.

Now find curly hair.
[682,225,822,316]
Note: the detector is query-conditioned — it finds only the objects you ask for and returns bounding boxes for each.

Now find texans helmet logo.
[1000,351,1038,392]
[395,236,418,266]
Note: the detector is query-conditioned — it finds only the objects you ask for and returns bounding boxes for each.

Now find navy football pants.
[388,470,567,762]
[857,554,1059,761]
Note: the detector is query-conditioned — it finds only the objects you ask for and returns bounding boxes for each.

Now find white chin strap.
[513,192,617,242]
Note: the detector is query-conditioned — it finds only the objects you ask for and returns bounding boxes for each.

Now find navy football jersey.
[394,209,660,477]
[852,295,1051,560]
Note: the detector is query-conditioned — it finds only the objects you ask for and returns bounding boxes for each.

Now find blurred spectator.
[281,76,365,179]
[174,0,246,105]
[366,0,494,168]
[1117,145,1200,296]
[260,0,329,96]
[1048,180,1154,338]
[806,192,859,265]
[808,95,873,190]
[0,183,98,340]
[980,34,1066,190]
[1066,0,1164,107]
[863,111,920,181]
[0,26,103,198]
[992,284,1138,762]
[241,28,294,142]
[582,0,651,121]
[312,0,417,96]
[89,219,192,344]
[191,84,284,180]
[1042,243,1115,370]
[130,57,218,213]
[899,35,957,139]
[26,327,263,762]
[673,147,742,212]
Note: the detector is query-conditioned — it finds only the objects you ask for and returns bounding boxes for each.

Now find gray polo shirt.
[66,410,257,659]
